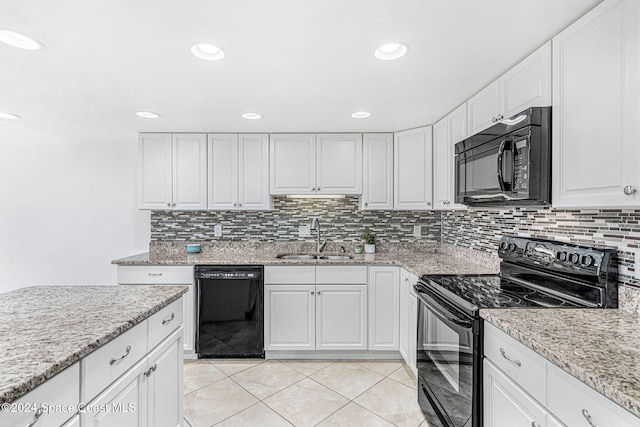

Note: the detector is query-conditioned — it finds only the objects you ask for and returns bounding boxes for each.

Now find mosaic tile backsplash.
[151,197,441,244]
[441,208,640,289]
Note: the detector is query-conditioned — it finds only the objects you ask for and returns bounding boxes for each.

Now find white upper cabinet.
[208,134,271,210]
[394,126,433,210]
[138,133,207,210]
[361,133,394,210]
[316,134,363,194]
[270,134,316,195]
[433,104,467,210]
[270,134,362,195]
[468,42,551,135]
[552,0,640,208]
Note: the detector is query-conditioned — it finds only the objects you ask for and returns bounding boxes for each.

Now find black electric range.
[414,236,618,427]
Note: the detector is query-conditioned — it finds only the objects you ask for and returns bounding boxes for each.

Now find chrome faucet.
[310,217,327,252]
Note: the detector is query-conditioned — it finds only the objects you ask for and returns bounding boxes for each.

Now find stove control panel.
[498,236,617,278]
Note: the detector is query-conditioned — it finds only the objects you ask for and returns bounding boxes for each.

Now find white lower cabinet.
[264,266,368,352]
[408,293,418,376]
[83,321,184,427]
[484,359,548,427]
[368,266,400,350]
[117,265,196,355]
[484,322,640,427]
[265,284,316,350]
[399,268,418,376]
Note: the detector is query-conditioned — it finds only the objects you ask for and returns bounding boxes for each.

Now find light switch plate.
[413,225,421,238]
[299,226,311,237]
[214,224,222,237]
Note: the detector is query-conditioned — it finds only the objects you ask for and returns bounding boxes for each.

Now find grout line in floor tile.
[210,401,262,427]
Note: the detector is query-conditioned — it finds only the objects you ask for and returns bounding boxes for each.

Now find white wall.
[0,123,149,292]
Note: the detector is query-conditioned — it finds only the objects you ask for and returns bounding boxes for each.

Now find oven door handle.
[417,290,473,328]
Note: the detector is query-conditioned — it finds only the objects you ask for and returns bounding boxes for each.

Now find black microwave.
[455,107,551,206]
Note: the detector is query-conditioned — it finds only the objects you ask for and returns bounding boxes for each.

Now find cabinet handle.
[144,363,158,378]
[444,200,450,205]
[310,291,315,295]
[311,187,316,192]
[492,116,498,123]
[172,202,176,207]
[162,313,175,325]
[110,345,132,365]
[581,409,600,427]
[364,202,368,207]
[624,185,637,195]
[148,272,163,277]
[25,407,44,427]
[426,201,431,206]
[317,290,321,294]
[233,202,238,207]
[497,114,504,121]
[238,203,242,207]
[500,348,521,367]
[166,202,171,207]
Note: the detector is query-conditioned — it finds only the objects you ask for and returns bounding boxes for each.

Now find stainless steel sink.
[317,255,353,260]
[276,254,317,260]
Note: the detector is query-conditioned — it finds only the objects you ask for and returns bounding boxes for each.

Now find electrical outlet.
[413,225,421,238]
[299,226,311,237]
[214,224,222,237]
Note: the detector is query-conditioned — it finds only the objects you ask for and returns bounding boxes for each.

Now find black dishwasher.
[195,266,264,358]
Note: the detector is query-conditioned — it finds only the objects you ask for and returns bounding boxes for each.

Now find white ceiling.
[1,0,601,142]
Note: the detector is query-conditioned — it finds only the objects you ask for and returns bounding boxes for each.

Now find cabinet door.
[316,285,367,350]
[316,134,363,194]
[552,0,640,207]
[239,134,271,210]
[484,359,546,427]
[467,80,501,135]
[264,284,315,350]
[147,329,183,427]
[368,266,400,350]
[138,133,172,210]
[172,134,208,210]
[408,293,418,376]
[362,133,393,210]
[208,134,238,210]
[394,126,433,210]
[433,117,451,210]
[82,359,147,427]
[182,285,195,354]
[398,270,411,363]
[270,134,316,195]
[501,41,551,118]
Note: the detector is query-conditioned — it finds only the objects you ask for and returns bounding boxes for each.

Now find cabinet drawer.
[82,320,148,402]
[265,266,315,284]
[547,362,640,427]
[484,322,546,404]
[316,266,367,284]
[117,265,194,284]
[0,363,79,427]
[148,298,183,351]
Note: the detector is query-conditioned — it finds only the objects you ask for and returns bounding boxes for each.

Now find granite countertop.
[112,243,500,278]
[0,285,187,404]
[481,308,640,418]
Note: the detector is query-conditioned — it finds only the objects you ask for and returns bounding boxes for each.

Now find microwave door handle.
[497,139,507,191]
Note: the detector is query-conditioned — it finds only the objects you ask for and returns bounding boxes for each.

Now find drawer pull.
[500,348,522,367]
[581,409,600,427]
[162,313,175,325]
[148,272,163,277]
[110,345,132,365]
[144,363,158,377]
[25,407,44,427]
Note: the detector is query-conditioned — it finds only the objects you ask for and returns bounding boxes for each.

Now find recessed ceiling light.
[374,43,407,60]
[0,112,20,119]
[351,111,372,119]
[242,112,262,120]
[0,28,43,50]
[136,111,161,119]
[191,44,225,61]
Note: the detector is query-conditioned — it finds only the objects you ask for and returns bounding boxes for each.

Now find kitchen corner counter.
[111,243,499,278]
[481,308,640,418]
[0,285,187,404]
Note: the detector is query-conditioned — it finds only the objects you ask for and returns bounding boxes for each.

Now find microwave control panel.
[513,138,530,192]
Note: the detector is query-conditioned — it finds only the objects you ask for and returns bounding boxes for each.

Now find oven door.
[416,286,479,427]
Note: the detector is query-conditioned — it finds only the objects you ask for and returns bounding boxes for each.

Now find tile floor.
[183,359,427,427]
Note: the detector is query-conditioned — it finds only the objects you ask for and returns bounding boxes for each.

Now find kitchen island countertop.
[481,308,640,419]
[0,285,187,404]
